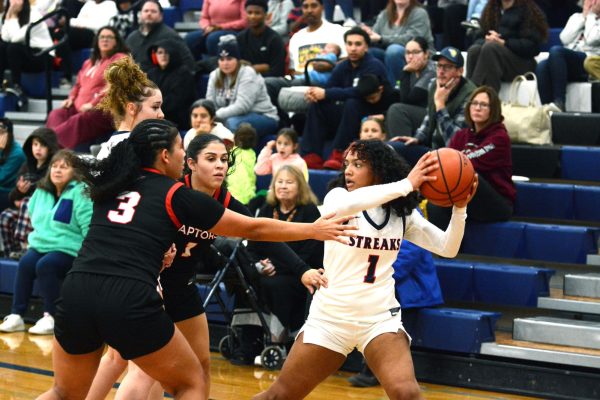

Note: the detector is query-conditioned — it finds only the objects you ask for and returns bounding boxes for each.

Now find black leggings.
[5,43,49,85]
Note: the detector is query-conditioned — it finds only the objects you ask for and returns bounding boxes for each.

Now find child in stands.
[255,128,309,182]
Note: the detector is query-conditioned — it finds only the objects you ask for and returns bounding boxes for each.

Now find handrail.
[25,7,70,57]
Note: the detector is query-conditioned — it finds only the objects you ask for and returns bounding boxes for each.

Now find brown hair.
[37,150,84,195]
[266,165,318,207]
[385,0,420,28]
[90,26,130,64]
[464,85,503,131]
[98,56,159,125]
[480,0,548,41]
[215,60,251,90]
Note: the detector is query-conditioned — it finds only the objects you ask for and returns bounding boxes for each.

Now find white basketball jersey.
[311,183,467,324]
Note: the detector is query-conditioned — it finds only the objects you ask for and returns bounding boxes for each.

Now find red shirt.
[449,121,516,204]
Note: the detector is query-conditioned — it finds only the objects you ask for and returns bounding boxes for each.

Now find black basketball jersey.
[160,174,250,283]
[70,169,226,287]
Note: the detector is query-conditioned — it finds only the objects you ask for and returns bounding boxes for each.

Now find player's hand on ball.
[454,173,479,208]
[407,151,438,190]
[301,268,328,294]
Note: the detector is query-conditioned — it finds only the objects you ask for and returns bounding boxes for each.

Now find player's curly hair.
[97,57,159,124]
[479,0,548,41]
[328,140,420,217]
[77,119,179,203]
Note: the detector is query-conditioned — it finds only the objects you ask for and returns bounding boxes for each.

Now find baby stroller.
[200,237,287,370]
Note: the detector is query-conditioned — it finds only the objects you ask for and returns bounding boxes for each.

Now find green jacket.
[28,181,93,257]
[227,147,257,205]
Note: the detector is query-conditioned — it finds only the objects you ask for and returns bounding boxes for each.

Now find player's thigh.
[50,338,105,399]
[176,313,210,368]
[265,332,346,400]
[131,327,204,396]
[364,332,421,400]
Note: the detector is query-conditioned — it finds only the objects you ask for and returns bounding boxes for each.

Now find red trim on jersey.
[223,192,231,208]
[212,186,221,200]
[184,174,192,188]
[142,168,163,174]
[166,182,184,227]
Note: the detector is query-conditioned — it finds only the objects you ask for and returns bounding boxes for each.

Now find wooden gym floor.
[0,331,538,399]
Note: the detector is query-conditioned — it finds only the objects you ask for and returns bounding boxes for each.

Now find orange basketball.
[420,148,475,207]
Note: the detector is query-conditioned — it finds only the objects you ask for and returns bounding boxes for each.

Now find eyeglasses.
[405,50,423,56]
[98,35,116,40]
[470,101,490,109]
[436,63,457,72]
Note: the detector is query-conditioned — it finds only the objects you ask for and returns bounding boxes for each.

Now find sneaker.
[323,149,344,170]
[28,313,54,335]
[59,78,72,90]
[348,371,380,387]
[303,153,324,169]
[461,18,480,30]
[0,314,25,333]
[343,18,357,28]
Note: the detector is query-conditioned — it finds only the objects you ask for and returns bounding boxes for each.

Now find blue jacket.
[393,240,444,310]
[324,52,388,101]
[0,142,26,191]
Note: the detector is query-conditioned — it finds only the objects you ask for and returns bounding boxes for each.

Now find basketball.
[420,148,475,207]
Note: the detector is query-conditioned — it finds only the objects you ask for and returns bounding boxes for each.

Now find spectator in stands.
[299,42,341,85]
[0,150,92,335]
[183,99,235,150]
[323,0,354,23]
[362,0,435,86]
[206,35,279,141]
[264,0,347,113]
[300,28,392,170]
[427,85,514,229]
[0,118,25,211]
[466,0,549,92]
[147,39,196,130]
[359,116,387,141]
[255,164,323,344]
[535,0,600,111]
[184,0,247,60]
[390,46,476,166]
[125,0,195,73]
[267,0,294,36]
[228,123,258,204]
[109,0,139,39]
[255,128,309,181]
[0,127,59,259]
[1,0,53,92]
[46,26,128,151]
[426,0,469,49]
[584,53,600,80]
[238,0,287,77]
[54,0,118,88]
[385,36,436,137]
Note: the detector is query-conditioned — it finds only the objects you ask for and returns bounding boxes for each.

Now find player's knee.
[386,380,421,400]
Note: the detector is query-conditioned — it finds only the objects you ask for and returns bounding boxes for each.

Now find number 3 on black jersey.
[108,192,141,224]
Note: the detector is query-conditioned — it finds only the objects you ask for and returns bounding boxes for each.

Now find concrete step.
[538,295,600,315]
[588,254,600,266]
[565,273,600,298]
[26,98,64,113]
[480,342,600,369]
[513,316,600,349]
[14,124,43,143]
[5,111,46,123]
[175,21,199,32]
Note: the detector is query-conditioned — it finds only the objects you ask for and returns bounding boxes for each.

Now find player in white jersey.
[254,140,478,400]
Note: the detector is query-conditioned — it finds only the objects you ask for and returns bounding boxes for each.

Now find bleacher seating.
[511,144,561,179]
[461,221,599,264]
[0,93,18,116]
[551,112,600,146]
[412,308,501,353]
[435,259,554,307]
[561,146,600,182]
[163,6,183,28]
[0,258,40,296]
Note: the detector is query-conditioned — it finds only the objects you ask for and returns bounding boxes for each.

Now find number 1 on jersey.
[364,254,380,284]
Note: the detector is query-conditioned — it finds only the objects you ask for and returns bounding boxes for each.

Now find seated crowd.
[0,0,593,391]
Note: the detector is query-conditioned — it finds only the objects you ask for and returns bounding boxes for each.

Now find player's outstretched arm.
[210,209,357,244]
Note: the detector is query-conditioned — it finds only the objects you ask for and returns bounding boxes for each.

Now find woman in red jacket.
[427,85,515,229]
[46,26,129,151]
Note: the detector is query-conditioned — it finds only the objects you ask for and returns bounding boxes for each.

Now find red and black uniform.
[160,174,248,322]
[54,170,225,360]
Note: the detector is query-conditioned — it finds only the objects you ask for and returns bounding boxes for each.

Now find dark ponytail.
[80,119,179,203]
